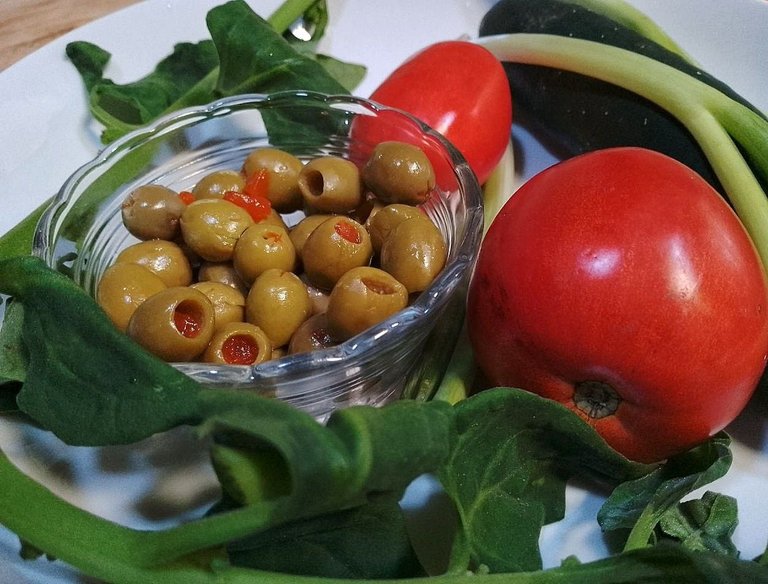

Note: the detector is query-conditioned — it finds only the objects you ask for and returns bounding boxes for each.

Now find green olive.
[180,198,253,262]
[326,267,408,340]
[301,216,373,290]
[362,141,436,205]
[97,262,167,331]
[192,169,245,200]
[298,156,362,213]
[202,321,273,366]
[366,203,425,253]
[121,184,186,241]
[288,313,337,355]
[115,239,193,287]
[262,208,289,231]
[127,286,215,362]
[289,214,333,260]
[241,147,303,213]
[232,223,296,284]
[197,261,248,295]
[190,281,246,331]
[245,268,312,347]
[307,284,330,315]
[380,215,447,293]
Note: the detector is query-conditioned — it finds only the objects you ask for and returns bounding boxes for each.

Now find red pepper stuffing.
[244,168,270,199]
[334,219,362,244]
[222,334,260,365]
[224,190,272,223]
[178,191,196,205]
[173,307,201,338]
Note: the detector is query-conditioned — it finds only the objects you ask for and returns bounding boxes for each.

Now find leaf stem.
[267,0,323,34]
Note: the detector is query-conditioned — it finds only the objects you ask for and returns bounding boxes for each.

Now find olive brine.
[97,142,448,366]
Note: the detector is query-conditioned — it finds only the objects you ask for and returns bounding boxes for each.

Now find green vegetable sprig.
[476,33,768,267]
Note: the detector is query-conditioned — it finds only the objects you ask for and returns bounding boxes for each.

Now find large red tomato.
[467,147,768,463]
[359,41,512,185]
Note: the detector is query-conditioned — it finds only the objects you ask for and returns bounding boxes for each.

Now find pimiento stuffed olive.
[99,143,448,366]
[192,169,246,200]
[127,286,215,362]
[326,266,409,340]
[289,313,337,354]
[116,239,193,288]
[233,223,297,284]
[298,156,362,213]
[242,147,304,213]
[380,215,447,293]
[366,203,425,253]
[197,261,248,295]
[97,262,167,331]
[245,268,312,347]
[190,281,246,332]
[121,184,186,241]
[203,321,273,366]
[181,198,254,262]
[362,141,436,205]
[301,216,373,290]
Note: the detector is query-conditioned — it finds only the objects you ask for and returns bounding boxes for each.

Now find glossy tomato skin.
[360,41,511,185]
[467,147,768,463]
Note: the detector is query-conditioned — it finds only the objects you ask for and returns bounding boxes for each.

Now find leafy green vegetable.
[658,491,739,557]
[598,434,733,552]
[440,389,650,574]
[0,256,201,445]
[66,0,365,144]
[227,500,424,578]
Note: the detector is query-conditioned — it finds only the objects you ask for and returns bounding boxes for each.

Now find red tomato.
[467,147,768,463]
[358,41,512,185]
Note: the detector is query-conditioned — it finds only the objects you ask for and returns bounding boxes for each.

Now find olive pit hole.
[362,277,396,295]
[302,169,325,197]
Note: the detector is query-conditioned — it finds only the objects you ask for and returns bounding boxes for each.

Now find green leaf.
[659,491,739,556]
[207,0,346,97]
[0,299,26,383]
[314,54,367,93]
[439,388,651,573]
[66,40,220,142]
[598,433,732,551]
[0,256,202,445]
[227,500,423,579]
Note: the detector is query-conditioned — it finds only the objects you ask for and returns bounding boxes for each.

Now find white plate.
[1,0,767,581]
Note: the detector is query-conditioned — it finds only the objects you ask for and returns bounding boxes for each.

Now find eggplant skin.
[479,0,766,193]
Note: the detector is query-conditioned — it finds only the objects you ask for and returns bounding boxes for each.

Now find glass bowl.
[33,91,483,420]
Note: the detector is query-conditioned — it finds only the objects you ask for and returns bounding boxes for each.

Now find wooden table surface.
[0,0,140,71]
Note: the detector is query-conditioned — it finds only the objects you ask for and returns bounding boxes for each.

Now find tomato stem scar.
[574,380,620,419]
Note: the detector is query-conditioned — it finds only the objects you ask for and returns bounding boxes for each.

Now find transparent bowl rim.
[33,90,484,388]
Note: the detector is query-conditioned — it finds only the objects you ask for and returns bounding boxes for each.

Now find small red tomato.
[356,41,512,185]
[467,147,768,463]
